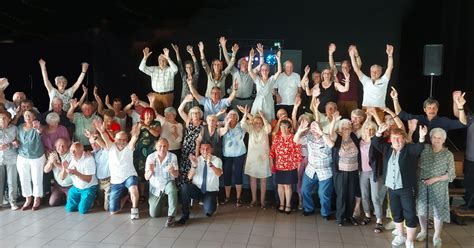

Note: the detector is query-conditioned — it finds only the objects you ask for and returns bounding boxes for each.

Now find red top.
[337,71,359,102]
[105,122,121,142]
[270,133,302,171]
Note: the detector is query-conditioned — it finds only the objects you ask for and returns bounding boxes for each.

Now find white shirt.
[274,72,301,105]
[108,144,138,184]
[156,116,183,151]
[52,152,73,187]
[360,74,389,108]
[69,154,98,189]
[191,155,222,192]
[139,59,178,93]
[145,151,178,196]
[49,88,74,111]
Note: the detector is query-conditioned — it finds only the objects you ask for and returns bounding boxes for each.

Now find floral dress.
[242,120,272,178]
[178,122,203,187]
[416,145,455,222]
[133,120,160,181]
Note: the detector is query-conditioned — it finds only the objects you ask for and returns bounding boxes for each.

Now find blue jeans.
[109,176,138,212]
[301,173,333,217]
[66,185,97,214]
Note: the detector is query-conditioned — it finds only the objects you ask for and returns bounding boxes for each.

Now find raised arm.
[384,107,405,130]
[162,48,178,74]
[452,91,462,118]
[273,50,282,80]
[334,67,349,92]
[198,42,211,75]
[66,98,80,121]
[227,79,239,103]
[390,86,402,115]
[95,120,113,149]
[255,43,265,71]
[454,91,467,125]
[219,36,231,64]
[171,43,185,78]
[223,44,238,74]
[70,62,89,93]
[292,94,301,129]
[328,43,336,71]
[248,48,258,81]
[77,85,88,107]
[328,111,341,142]
[38,59,54,93]
[128,124,140,150]
[348,45,364,79]
[178,94,194,124]
[187,77,204,102]
[186,45,199,77]
[139,47,154,76]
[301,65,312,96]
[384,45,394,80]
[93,86,105,116]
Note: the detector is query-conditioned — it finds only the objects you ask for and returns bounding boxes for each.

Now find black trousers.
[464,159,474,207]
[333,170,359,222]
[388,187,417,228]
[180,183,218,218]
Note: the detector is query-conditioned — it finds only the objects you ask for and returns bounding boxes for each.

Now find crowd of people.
[0,38,471,248]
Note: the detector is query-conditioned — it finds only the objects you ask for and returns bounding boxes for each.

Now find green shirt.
[17,124,44,159]
[72,113,101,145]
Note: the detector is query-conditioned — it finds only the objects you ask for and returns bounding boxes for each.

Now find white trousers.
[17,155,46,197]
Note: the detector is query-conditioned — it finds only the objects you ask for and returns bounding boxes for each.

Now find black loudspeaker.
[423,44,443,76]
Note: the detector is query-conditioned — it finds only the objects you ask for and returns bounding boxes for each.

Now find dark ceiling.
[0,0,233,42]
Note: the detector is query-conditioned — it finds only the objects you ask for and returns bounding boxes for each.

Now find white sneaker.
[392,228,399,236]
[10,204,19,211]
[416,231,427,242]
[405,240,414,248]
[391,235,406,246]
[385,220,396,230]
[130,207,139,220]
[433,237,442,247]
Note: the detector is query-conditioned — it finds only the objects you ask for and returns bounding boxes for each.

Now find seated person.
[44,138,72,206]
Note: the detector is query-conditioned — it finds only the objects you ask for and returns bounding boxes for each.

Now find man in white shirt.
[145,138,179,227]
[139,47,178,115]
[273,60,302,116]
[349,45,394,120]
[63,142,98,214]
[177,142,223,225]
[97,126,140,219]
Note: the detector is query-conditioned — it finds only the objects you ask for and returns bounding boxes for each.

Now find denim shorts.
[109,176,138,212]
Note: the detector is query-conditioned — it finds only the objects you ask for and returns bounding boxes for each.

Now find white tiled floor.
[0,203,473,248]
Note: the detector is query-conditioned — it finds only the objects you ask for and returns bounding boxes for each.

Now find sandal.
[285,206,292,215]
[374,223,384,233]
[236,199,242,207]
[360,216,371,225]
[248,201,256,208]
[220,198,230,205]
[260,202,266,210]
[278,205,285,213]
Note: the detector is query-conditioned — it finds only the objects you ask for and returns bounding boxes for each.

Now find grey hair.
[54,76,68,85]
[226,109,240,122]
[423,98,440,109]
[336,118,352,132]
[189,106,203,118]
[429,128,447,141]
[45,112,60,125]
[164,107,177,116]
[361,121,378,140]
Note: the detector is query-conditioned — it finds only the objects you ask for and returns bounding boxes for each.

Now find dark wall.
[0,0,413,112]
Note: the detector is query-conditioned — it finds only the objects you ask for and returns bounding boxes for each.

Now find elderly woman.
[221,110,247,207]
[16,110,46,210]
[178,96,204,187]
[156,107,183,157]
[41,112,70,152]
[415,128,455,247]
[198,41,237,98]
[248,48,282,121]
[270,119,302,214]
[329,116,361,226]
[372,124,427,248]
[196,114,226,159]
[0,111,19,210]
[133,107,161,200]
[358,120,386,232]
[241,107,272,208]
[171,44,200,111]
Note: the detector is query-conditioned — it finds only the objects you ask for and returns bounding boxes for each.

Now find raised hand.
[455,92,467,108]
[130,93,138,104]
[93,119,104,133]
[332,111,341,121]
[217,108,227,116]
[189,154,198,165]
[390,86,398,99]
[38,59,46,67]
[419,125,428,138]
[84,129,92,138]
[82,84,88,94]
[311,121,324,135]
[162,48,170,59]
[386,44,394,56]
[328,43,336,54]
[298,119,309,132]
[377,122,390,134]
[93,86,99,96]
[408,119,418,132]
[131,123,140,137]
[105,95,110,105]
[256,43,264,55]
[348,45,356,57]
[186,45,194,55]
[231,44,239,54]
[184,94,194,103]
[171,43,179,53]
[312,97,320,110]
[236,105,246,114]
[301,76,309,88]
[452,90,462,101]
[219,36,227,46]
[70,98,80,109]
[198,42,204,52]
[276,50,281,60]
[82,62,89,72]
[304,65,310,75]
[143,47,152,59]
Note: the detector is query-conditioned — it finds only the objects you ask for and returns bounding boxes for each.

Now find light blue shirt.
[385,150,403,190]
[223,125,246,157]
[198,97,231,121]
[145,151,178,196]
[17,124,44,159]
[93,149,110,180]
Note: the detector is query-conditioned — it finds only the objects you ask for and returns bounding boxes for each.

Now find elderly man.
[220,37,264,109]
[145,138,179,226]
[67,99,102,148]
[63,142,98,214]
[44,138,72,207]
[349,45,393,119]
[0,111,19,210]
[177,142,223,225]
[40,97,73,131]
[97,124,140,219]
[139,47,178,115]
[273,59,301,116]
[187,77,238,121]
[328,43,362,118]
